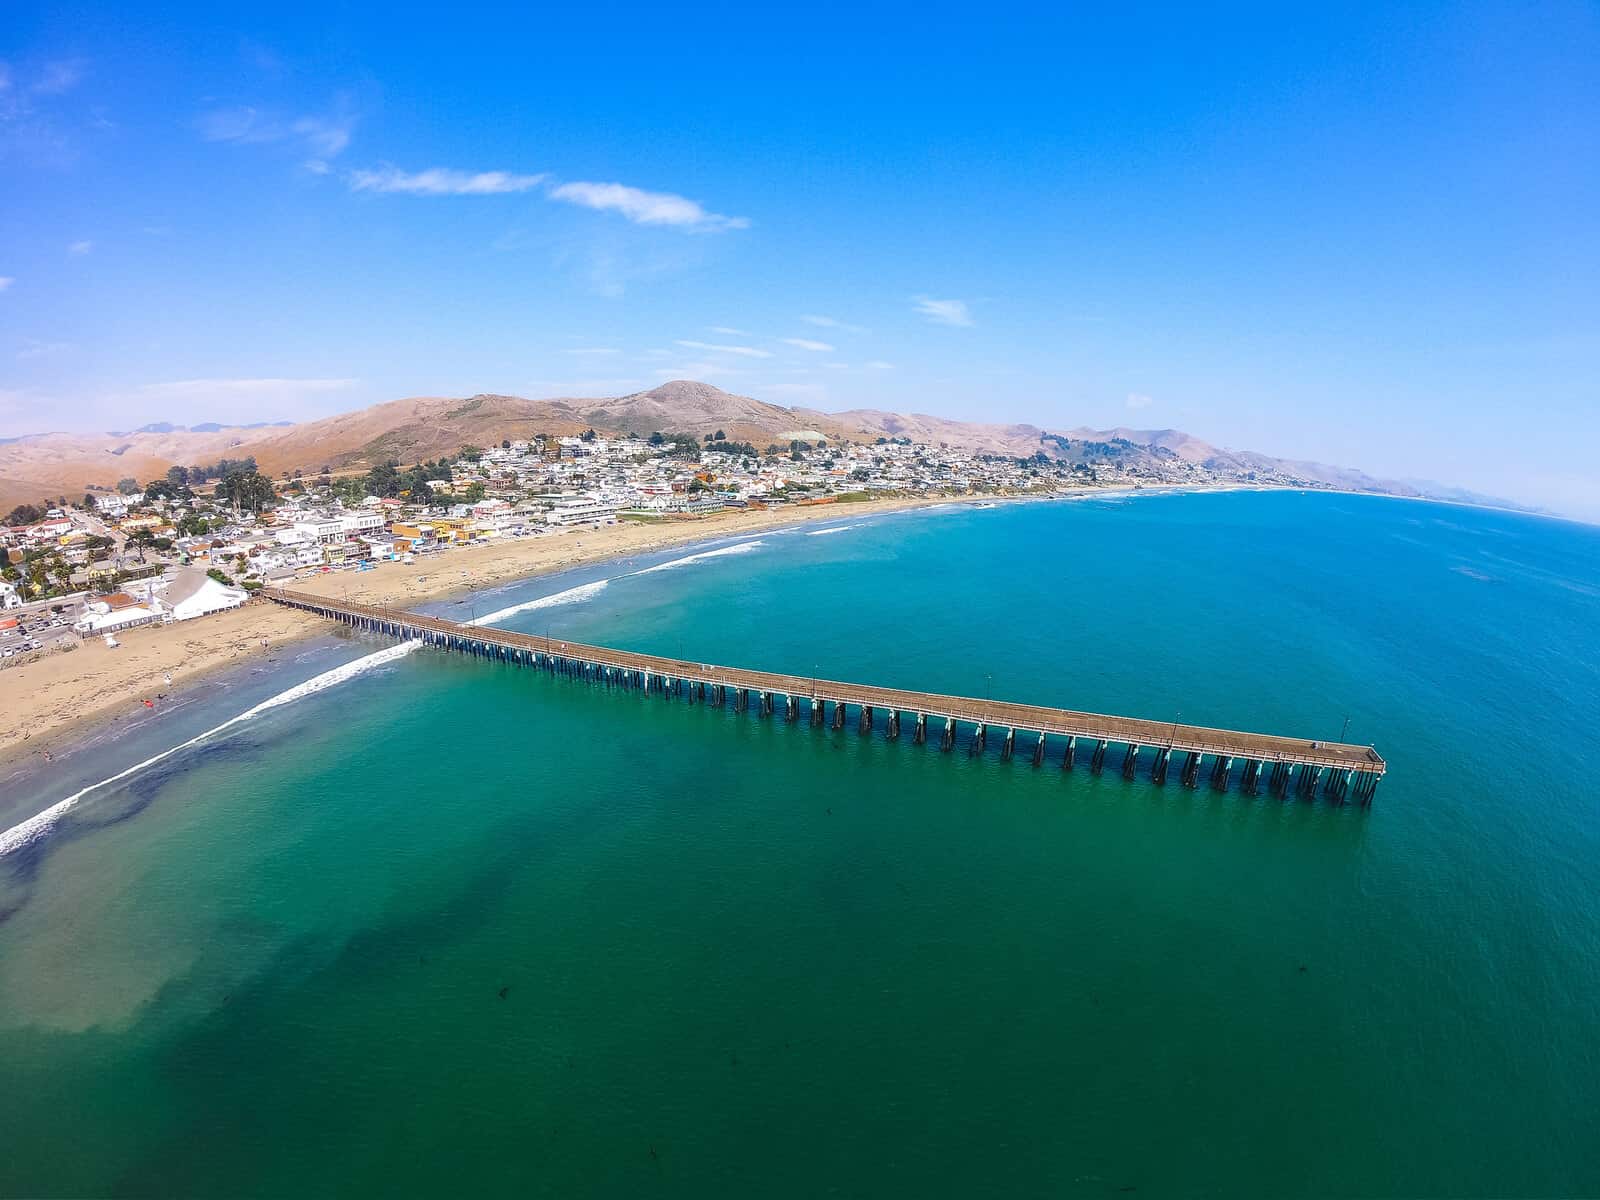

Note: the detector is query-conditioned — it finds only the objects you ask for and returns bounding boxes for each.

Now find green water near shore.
[2,491,1598,1196]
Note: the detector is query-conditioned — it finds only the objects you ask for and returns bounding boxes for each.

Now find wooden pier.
[268,588,1387,804]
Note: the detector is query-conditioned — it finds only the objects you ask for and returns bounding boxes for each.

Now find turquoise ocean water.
[1,490,1597,1197]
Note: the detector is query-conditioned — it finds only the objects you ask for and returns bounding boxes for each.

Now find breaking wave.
[0,641,422,860]
[805,524,862,537]
[630,540,765,575]
[466,579,610,627]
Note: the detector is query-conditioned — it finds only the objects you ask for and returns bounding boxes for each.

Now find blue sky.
[2,2,1596,514]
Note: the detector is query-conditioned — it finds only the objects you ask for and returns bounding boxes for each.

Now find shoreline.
[0,493,963,764]
[0,481,1515,769]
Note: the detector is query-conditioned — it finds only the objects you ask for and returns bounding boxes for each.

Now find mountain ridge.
[0,380,1519,513]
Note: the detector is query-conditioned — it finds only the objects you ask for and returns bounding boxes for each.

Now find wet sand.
[0,496,953,762]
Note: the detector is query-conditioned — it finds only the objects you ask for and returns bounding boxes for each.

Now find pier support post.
[970,723,987,755]
[941,717,956,752]
[1241,759,1261,796]
[1033,731,1047,766]
[1181,751,1202,788]
[1210,755,1232,791]
[786,695,798,722]
[812,698,825,727]
[1152,746,1171,785]
[1001,728,1015,760]
[831,700,846,730]
[1062,735,1077,769]
[1090,739,1109,774]
[913,713,927,744]
[859,706,873,735]
[886,711,900,740]
[1122,743,1140,780]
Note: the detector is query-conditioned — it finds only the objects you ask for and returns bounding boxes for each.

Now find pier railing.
[269,587,1385,804]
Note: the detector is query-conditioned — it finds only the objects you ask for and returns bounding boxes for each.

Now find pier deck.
[269,588,1386,801]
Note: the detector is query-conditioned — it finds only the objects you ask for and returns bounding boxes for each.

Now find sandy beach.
[0,495,953,762]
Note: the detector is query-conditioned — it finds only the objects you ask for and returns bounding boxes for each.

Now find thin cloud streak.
[674,339,771,358]
[349,166,547,195]
[782,337,834,352]
[549,180,748,232]
[801,314,868,334]
[913,296,973,327]
[136,377,359,397]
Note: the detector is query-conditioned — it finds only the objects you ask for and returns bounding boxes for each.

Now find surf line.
[0,641,421,859]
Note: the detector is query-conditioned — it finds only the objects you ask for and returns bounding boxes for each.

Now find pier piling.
[272,590,1387,808]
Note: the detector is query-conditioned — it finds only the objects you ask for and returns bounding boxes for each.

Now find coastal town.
[1,426,1316,664]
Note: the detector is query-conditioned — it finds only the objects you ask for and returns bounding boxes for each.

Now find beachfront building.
[73,592,164,635]
[161,569,248,621]
[547,498,617,526]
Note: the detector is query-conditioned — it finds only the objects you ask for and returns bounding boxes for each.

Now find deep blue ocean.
[2,490,1597,1197]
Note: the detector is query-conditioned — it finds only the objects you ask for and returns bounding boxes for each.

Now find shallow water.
[2,491,1597,1196]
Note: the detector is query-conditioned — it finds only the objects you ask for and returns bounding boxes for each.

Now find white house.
[547,498,617,526]
[161,569,248,622]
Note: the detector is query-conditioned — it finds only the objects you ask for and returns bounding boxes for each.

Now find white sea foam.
[0,641,421,860]
[466,579,610,627]
[805,524,862,537]
[630,539,765,575]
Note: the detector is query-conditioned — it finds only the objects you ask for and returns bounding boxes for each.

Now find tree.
[501,439,511,449]
[215,470,277,514]
[83,492,97,510]
[143,478,179,501]
[116,478,139,495]
[580,428,597,443]
[649,431,666,446]
[460,481,486,504]
[459,445,484,462]
[714,429,725,440]
[5,503,45,526]
[166,465,191,488]
[128,529,155,563]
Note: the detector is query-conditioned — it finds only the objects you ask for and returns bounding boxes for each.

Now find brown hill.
[0,380,1440,511]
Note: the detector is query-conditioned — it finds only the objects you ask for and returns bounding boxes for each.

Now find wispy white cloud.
[564,346,620,356]
[292,116,350,158]
[348,165,547,195]
[766,382,828,399]
[801,314,868,334]
[525,377,644,395]
[652,363,743,380]
[17,338,72,360]
[67,239,92,256]
[781,337,834,352]
[865,360,894,370]
[708,326,748,336]
[1126,392,1154,410]
[198,105,356,164]
[137,377,358,398]
[913,296,973,327]
[31,59,86,96]
[0,276,13,292]
[549,180,748,232]
[675,339,771,358]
